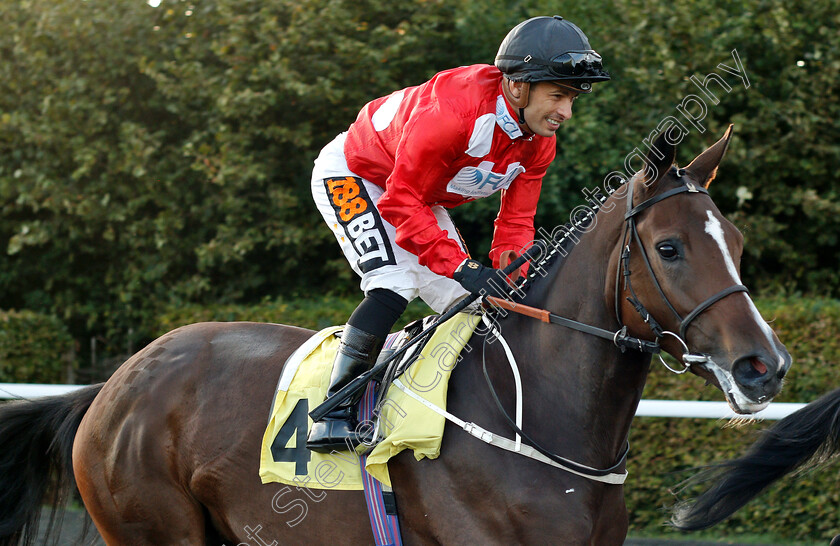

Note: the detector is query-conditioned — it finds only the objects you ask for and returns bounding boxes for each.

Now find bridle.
[614,169,749,372]
[476,170,750,482]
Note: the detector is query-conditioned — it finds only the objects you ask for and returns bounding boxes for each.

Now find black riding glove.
[453,259,510,298]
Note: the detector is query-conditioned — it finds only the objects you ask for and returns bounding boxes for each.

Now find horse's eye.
[657,243,679,260]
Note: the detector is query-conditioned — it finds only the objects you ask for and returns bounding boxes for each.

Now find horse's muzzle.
[717,346,792,413]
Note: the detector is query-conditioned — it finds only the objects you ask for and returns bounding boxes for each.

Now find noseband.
[615,170,749,372]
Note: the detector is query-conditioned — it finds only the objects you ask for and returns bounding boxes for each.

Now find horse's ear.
[640,130,677,187]
[685,124,734,189]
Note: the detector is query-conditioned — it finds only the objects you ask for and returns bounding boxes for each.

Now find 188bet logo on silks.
[327,176,368,221]
[324,176,396,273]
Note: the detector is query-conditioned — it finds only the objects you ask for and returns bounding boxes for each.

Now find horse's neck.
[511,214,651,467]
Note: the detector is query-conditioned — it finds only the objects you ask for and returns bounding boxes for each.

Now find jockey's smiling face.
[520,82,577,137]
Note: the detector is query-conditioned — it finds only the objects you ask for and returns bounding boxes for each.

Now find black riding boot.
[306,325,384,453]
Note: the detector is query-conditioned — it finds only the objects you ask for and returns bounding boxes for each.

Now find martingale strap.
[391,315,629,485]
[392,379,627,485]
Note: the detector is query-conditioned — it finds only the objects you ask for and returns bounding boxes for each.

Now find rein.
[485,297,660,354]
[389,315,628,485]
[478,324,630,481]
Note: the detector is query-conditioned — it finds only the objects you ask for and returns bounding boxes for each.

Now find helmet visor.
[544,50,604,79]
[496,49,609,83]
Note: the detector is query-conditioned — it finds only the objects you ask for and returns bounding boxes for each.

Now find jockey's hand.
[453,259,511,298]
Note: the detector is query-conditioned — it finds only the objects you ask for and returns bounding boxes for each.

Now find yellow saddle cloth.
[259,313,480,490]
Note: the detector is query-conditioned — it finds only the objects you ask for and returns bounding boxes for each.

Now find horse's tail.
[671,387,840,530]
[0,383,104,546]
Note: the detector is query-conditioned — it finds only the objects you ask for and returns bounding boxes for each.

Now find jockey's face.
[520,82,576,137]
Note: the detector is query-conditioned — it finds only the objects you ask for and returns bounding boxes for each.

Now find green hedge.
[3,0,840,357]
[153,296,434,337]
[628,296,840,542]
[0,310,74,383]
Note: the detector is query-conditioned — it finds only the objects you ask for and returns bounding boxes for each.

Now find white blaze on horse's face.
[704,210,776,344]
[702,209,779,413]
[704,211,739,284]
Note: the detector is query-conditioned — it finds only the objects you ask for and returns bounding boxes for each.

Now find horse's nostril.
[751,357,768,375]
[733,356,771,386]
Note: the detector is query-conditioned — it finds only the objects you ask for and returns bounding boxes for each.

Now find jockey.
[307,15,610,453]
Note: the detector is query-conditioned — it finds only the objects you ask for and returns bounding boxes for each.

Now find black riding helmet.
[495,15,610,94]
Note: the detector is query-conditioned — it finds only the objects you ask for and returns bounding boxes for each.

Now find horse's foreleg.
[591,489,628,545]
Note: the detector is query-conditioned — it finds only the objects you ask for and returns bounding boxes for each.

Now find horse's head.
[611,125,791,413]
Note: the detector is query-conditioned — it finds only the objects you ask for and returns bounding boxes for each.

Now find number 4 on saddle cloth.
[259,312,480,490]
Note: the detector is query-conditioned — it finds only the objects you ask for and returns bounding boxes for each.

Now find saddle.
[259,312,480,490]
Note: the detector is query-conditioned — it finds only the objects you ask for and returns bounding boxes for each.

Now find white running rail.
[0,383,87,399]
[0,383,807,419]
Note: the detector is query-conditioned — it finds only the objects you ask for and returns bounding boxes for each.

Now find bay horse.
[671,386,840,538]
[0,127,792,545]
